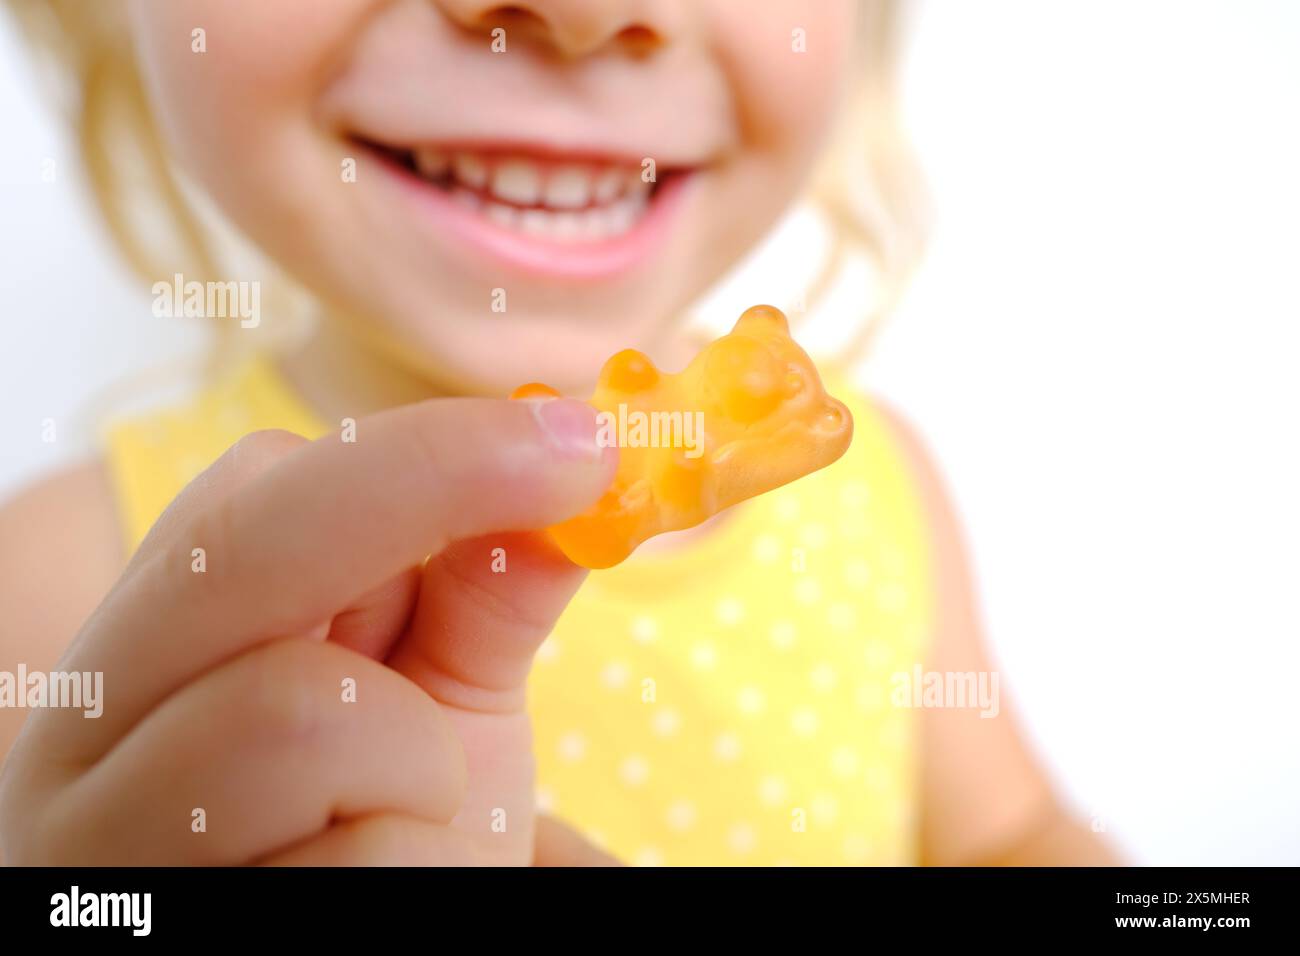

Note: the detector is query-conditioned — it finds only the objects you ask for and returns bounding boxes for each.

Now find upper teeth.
[450,153,488,189]
[413,148,650,213]
[414,150,450,179]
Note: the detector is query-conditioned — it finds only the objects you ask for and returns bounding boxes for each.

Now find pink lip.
[370,150,693,281]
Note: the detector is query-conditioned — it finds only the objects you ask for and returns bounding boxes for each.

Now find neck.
[275,316,444,425]
[273,312,740,558]
[276,312,712,424]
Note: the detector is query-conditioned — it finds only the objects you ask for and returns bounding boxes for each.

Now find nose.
[432,0,680,59]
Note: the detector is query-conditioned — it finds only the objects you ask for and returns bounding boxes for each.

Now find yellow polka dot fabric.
[104,355,934,866]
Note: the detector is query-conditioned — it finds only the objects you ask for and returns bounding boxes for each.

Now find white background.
[2,2,1298,865]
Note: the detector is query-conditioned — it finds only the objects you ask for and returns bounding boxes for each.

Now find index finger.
[40,396,613,764]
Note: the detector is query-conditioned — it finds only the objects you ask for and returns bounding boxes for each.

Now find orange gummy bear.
[511,305,853,568]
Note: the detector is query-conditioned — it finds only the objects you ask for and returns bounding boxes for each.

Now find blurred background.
[2,1,1298,864]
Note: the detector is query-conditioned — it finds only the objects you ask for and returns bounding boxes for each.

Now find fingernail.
[530,398,604,462]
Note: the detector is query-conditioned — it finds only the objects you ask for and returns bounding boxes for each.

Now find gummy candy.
[512,305,853,568]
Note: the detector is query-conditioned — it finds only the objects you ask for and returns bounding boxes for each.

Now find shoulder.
[0,457,125,586]
[841,388,979,625]
[0,459,125,755]
[0,460,125,756]
[865,397,1078,861]
[866,396,970,577]
[0,458,126,634]
[857,392,980,641]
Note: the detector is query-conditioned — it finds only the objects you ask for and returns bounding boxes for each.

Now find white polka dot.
[865,763,894,792]
[535,787,555,813]
[843,834,873,864]
[633,846,665,867]
[715,597,745,626]
[631,616,659,644]
[737,686,765,715]
[881,719,909,752]
[877,581,908,613]
[775,496,801,522]
[794,577,822,604]
[620,755,651,786]
[856,682,885,711]
[840,481,870,509]
[601,661,630,689]
[810,793,839,825]
[690,642,718,670]
[558,732,587,762]
[651,707,681,737]
[840,519,869,540]
[864,640,892,670]
[791,708,820,736]
[752,534,782,562]
[536,638,560,664]
[810,663,837,693]
[666,800,697,831]
[714,732,742,761]
[845,558,872,589]
[727,823,757,854]
[828,602,857,632]
[800,523,828,549]
[770,620,798,650]
[758,776,789,807]
[831,746,861,778]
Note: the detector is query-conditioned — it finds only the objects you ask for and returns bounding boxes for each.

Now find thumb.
[533,815,623,867]
[387,531,584,712]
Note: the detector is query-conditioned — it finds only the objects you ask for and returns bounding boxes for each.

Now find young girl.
[0,0,1115,866]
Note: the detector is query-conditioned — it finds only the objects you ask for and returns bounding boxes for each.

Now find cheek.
[128,0,374,179]
[708,1,857,156]
[692,1,856,272]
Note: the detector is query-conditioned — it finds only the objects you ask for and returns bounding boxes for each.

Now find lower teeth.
[448,186,647,241]
[388,147,656,241]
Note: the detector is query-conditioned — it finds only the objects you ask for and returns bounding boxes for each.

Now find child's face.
[129,0,859,393]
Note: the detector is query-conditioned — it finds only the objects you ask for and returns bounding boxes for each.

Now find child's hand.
[0,397,614,865]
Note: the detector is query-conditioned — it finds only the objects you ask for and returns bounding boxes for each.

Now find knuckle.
[228,428,306,472]
[353,816,411,864]
[175,491,242,595]
[435,552,554,645]
[0,761,58,865]
[345,816,470,866]
[400,418,456,544]
[236,641,336,748]
[0,767,31,862]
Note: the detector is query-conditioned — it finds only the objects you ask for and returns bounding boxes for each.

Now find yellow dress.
[105,356,934,866]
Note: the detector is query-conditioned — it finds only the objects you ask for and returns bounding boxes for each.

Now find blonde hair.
[5,0,927,378]
[811,1,929,364]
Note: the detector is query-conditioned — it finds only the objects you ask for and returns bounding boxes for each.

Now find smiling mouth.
[359,139,680,243]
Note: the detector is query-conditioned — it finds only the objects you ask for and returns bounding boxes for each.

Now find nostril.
[481,4,546,32]
[471,7,662,58]
[617,24,661,54]
[489,4,533,19]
